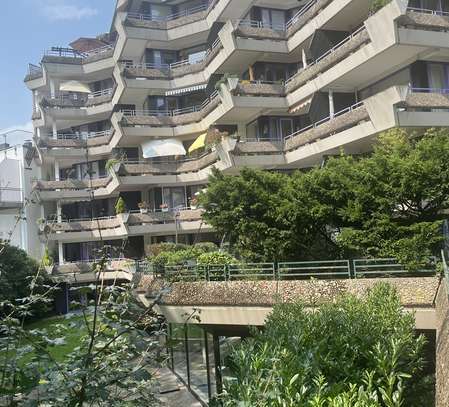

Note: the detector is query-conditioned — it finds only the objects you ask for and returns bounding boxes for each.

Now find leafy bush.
[218,283,433,406]
[197,251,236,265]
[114,197,127,215]
[150,243,220,269]
[369,0,391,14]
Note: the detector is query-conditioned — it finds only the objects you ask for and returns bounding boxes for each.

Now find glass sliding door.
[163,187,187,210]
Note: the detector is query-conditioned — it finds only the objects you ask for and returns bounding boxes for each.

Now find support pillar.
[50,79,56,99]
[302,49,308,68]
[56,201,62,223]
[237,123,247,140]
[329,90,335,118]
[52,122,58,139]
[58,241,64,265]
[54,160,60,181]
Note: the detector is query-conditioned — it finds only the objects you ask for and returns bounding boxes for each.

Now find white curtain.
[141,138,186,158]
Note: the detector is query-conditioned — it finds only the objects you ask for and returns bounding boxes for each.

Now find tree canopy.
[218,283,433,406]
[200,128,448,264]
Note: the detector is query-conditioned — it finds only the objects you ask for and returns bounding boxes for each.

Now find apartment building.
[24,0,449,268]
[0,143,41,258]
[24,0,449,403]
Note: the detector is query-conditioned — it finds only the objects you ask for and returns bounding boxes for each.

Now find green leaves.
[202,128,449,265]
[219,283,432,407]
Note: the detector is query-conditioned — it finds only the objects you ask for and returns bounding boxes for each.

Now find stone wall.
[145,277,440,307]
[436,279,449,407]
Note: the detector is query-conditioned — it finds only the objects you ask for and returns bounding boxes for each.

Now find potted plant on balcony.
[189,197,199,210]
[160,203,169,213]
[42,247,55,274]
[115,197,129,223]
[138,201,149,214]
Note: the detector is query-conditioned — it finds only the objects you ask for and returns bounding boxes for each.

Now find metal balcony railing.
[121,90,219,117]
[127,2,208,22]
[407,6,449,17]
[122,38,222,72]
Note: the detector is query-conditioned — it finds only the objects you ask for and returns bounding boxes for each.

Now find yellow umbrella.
[188,133,207,154]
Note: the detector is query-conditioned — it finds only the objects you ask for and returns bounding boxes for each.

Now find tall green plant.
[114,197,127,215]
[219,283,433,406]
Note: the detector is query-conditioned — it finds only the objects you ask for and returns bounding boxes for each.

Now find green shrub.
[114,197,127,215]
[197,251,236,265]
[369,0,390,14]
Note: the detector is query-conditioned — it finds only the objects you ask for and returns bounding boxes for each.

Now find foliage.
[0,250,168,406]
[196,251,236,265]
[114,197,127,215]
[150,242,219,268]
[105,158,120,172]
[42,247,54,268]
[219,283,433,407]
[201,129,449,265]
[0,242,47,315]
[369,0,391,14]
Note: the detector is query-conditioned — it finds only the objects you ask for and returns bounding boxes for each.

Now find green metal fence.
[138,258,438,282]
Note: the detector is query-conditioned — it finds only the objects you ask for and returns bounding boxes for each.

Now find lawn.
[24,313,86,362]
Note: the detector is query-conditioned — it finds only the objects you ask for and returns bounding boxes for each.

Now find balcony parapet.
[33,176,111,192]
[123,38,223,80]
[284,102,369,152]
[128,208,204,227]
[405,88,449,109]
[399,8,449,30]
[285,26,370,94]
[24,63,43,82]
[124,0,219,30]
[233,81,286,97]
[38,130,114,149]
[118,151,219,176]
[41,45,114,65]
[121,91,220,127]
[41,87,115,110]
[233,0,333,41]
[50,216,121,233]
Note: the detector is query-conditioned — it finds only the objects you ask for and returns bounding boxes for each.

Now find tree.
[0,246,169,406]
[218,283,433,407]
[304,129,448,266]
[201,129,449,264]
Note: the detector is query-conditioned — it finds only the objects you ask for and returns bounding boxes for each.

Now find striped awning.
[165,83,207,97]
[289,96,313,115]
[188,133,207,153]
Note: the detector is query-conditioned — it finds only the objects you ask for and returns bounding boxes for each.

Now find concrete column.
[52,122,58,139]
[54,161,60,181]
[33,90,39,112]
[50,79,56,99]
[302,49,308,68]
[237,123,247,140]
[58,241,64,265]
[56,201,62,223]
[329,90,335,118]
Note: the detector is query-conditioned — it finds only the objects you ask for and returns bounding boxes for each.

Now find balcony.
[41,87,115,110]
[24,63,43,82]
[123,38,223,80]
[234,0,333,41]
[33,176,112,193]
[124,0,219,30]
[41,45,115,65]
[400,7,449,31]
[44,208,206,241]
[38,130,114,149]
[121,91,221,127]
[284,26,370,94]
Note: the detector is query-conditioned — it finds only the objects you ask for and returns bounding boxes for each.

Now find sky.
[0,0,115,146]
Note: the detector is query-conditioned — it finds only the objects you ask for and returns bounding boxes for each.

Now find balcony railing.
[122,38,221,72]
[127,2,208,22]
[121,90,219,117]
[53,130,113,140]
[43,45,115,61]
[407,6,449,17]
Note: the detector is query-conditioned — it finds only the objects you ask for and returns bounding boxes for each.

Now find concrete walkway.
[153,367,203,407]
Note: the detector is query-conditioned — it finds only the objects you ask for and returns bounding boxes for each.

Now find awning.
[188,133,207,153]
[60,81,91,93]
[141,138,186,159]
[165,83,207,97]
[289,96,313,115]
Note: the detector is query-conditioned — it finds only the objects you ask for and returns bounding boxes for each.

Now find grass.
[24,313,87,362]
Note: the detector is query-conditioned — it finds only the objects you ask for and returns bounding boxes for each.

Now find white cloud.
[0,122,34,146]
[39,1,98,21]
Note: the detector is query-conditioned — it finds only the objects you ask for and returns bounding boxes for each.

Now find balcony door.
[163,187,187,210]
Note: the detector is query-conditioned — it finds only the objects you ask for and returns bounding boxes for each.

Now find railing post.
[350,259,356,279]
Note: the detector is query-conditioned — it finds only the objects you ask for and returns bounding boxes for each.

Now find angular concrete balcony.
[37,130,115,159]
[52,258,136,283]
[45,209,208,242]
